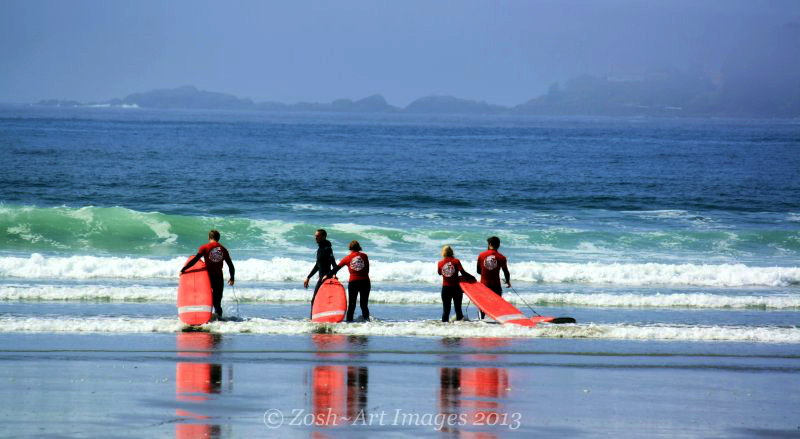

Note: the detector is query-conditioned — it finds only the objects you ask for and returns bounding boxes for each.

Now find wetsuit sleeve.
[457,261,473,277]
[224,250,235,279]
[328,255,348,276]
[307,263,319,280]
[501,258,510,283]
[329,262,343,276]
[458,261,475,280]
[181,253,203,273]
[437,261,442,275]
[476,258,482,275]
[327,247,337,272]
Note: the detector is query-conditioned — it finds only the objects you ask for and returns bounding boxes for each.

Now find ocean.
[1,105,799,437]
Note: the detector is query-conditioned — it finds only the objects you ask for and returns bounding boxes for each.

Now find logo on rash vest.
[442,262,456,277]
[209,247,224,263]
[484,255,498,270]
[349,256,365,271]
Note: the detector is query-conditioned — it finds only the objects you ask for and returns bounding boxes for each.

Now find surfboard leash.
[230,283,241,318]
[464,297,481,321]
[508,286,541,317]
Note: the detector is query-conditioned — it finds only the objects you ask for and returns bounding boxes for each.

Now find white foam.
[512,292,800,309]
[249,219,296,248]
[331,223,401,251]
[0,316,797,343]
[622,209,690,219]
[3,285,799,310]
[6,225,66,249]
[510,261,800,287]
[132,212,178,246]
[1,254,798,288]
[63,206,95,223]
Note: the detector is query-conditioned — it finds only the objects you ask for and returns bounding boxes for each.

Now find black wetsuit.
[307,240,337,316]
[346,280,371,322]
[441,285,464,322]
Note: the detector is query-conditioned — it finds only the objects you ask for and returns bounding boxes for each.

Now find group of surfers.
[181,228,511,322]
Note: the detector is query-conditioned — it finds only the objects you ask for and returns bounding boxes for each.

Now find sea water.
[0,105,798,437]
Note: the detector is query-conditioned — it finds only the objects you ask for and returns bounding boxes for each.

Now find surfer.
[323,240,371,322]
[304,229,338,317]
[476,236,510,319]
[180,230,235,319]
[437,245,475,322]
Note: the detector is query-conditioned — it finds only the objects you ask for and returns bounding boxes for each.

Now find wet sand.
[1,333,798,438]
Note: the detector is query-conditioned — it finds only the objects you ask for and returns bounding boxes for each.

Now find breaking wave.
[0,316,797,343]
[1,254,798,288]
[2,284,798,309]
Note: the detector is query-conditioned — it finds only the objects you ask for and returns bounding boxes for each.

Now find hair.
[348,240,362,252]
[316,229,327,238]
[441,245,454,258]
[209,229,220,241]
[487,236,500,249]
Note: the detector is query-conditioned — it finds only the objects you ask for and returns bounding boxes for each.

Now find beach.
[2,329,798,437]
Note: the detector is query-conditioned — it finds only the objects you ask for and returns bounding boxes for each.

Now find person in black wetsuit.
[304,229,337,317]
[180,229,235,319]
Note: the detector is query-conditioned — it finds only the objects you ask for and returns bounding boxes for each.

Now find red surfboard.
[312,365,346,426]
[178,257,213,325]
[312,278,347,323]
[176,332,219,438]
[459,278,557,327]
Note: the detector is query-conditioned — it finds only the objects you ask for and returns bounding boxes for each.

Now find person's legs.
[346,281,358,322]
[452,287,464,321]
[209,274,224,317]
[479,284,503,320]
[359,280,371,321]
[310,278,324,318]
[491,284,503,297]
[441,286,452,322]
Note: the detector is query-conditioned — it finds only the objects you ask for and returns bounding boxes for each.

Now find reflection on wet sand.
[175,332,227,438]
[439,338,512,438]
[309,334,369,429]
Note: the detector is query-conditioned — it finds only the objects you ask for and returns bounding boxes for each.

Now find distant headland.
[35,70,800,118]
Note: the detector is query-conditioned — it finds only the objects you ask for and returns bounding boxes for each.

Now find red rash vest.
[477,249,508,287]
[438,257,464,287]
[198,242,231,276]
[338,251,370,281]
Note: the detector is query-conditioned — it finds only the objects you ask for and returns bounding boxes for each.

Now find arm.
[322,259,344,280]
[502,261,511,287]
[181,253,202,274]
[459,263,476,281]
[306,263,319,285]
[476,259,482,275]
[327,247,337,272]
[224,252,235,286]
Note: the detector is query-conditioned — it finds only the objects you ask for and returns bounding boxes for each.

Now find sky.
[0,0,798,106]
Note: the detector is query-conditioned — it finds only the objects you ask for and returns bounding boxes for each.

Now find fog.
[1,0,797,107]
